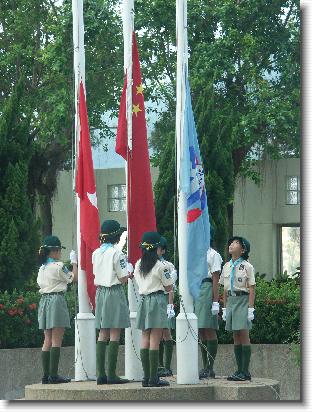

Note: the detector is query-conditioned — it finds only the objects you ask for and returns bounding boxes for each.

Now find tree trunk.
[39,194,53,237]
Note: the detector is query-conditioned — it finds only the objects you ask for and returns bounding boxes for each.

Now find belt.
[142,290,164,297]
[42,291,65,296]
[202,278,212,283]
[227,290,249,297]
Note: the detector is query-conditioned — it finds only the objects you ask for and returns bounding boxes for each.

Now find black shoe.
[149,377,170,387]
[97,376,107,385]
[243,372,251,381]
[107,376,129,384]
[199,368,209,379]
[42,375,49,384]
[227,371,240,381]
[229,372,250,382]
[142,378,149,387]
[158,368,173,377]
[207,369,216,378]
[48,375,71,384]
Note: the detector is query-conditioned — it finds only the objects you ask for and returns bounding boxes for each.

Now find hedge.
[0,275,300,349]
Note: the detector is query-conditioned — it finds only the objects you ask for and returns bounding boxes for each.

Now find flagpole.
[72,0,96,381]
[123,0,143,382]
[175,0,199,384]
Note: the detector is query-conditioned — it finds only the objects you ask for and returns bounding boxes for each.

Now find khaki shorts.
[225,294,252,331]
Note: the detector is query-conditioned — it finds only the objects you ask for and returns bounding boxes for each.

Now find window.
[286,176,300,205]
[280,226,300,277]
[108,184,126,212]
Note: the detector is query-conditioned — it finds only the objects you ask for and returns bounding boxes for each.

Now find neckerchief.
[99,243,113,254]
[229,257,244,293]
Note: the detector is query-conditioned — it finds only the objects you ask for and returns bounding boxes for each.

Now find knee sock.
[149,349,159,381]
[158,341,164,367]
[41,350,50,377]
[200,340,208,369]
[96,340,108,378]
[140,348,150,380]
[107,341,119,379]
[49,347,60,377]
[242,344,251,374]
[207,339,218,370]
[164,340,173,370]
[234,344,243,372]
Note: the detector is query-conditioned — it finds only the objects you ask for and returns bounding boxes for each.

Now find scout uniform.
[134,232,173,387]
[37,235,74,384]
[93,219,130,385]
[158,236,177,378]
[219,236,256,381]
[195,246,222,379]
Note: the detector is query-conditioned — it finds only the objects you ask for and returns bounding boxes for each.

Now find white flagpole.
[123,0,143,381]
[175,0,199,384]
[72,0,96,381]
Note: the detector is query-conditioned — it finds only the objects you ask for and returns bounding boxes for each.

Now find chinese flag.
[116,32,157,265]
[76,81,100,308]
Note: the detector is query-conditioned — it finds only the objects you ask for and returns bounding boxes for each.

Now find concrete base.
[24,376,280,401]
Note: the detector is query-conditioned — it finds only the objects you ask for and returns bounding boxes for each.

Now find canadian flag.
[76,81,100,309]
[116,32,157,265]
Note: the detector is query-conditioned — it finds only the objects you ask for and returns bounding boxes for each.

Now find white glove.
[248,307,255,321]
[127,262,134,274]
[167,304,175,319]
[69,250,78,264]
[222,308,226,321]
[211,301,220,315]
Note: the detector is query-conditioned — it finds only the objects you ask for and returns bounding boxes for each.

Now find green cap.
[100,220,126,236]
[160,236,167,249]
[140,232,161,250]
[42,235,65,249]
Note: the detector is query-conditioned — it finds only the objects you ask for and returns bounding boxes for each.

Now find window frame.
[107,184,126,212]
[278,224,300,276]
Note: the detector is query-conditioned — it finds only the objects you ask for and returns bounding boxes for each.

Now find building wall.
[51,159,300,277]
[233,158,300,278]
[51,167,159,252]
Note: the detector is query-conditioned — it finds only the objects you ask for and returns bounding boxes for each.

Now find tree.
[135,0,300,258]
[0,78,40,291]
[0,0,123,236]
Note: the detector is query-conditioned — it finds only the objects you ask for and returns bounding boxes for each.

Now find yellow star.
[136,83,144,95]
[132,103,142,117]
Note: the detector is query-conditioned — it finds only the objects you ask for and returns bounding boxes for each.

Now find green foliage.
[0,288,77,349]
[0,78,40,291]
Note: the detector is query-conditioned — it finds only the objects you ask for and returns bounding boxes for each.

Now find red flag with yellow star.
[116,32,156,265]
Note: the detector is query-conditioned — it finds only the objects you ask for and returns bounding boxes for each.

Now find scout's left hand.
[248,307,255,321]
[69,250,78,264]
[167,304,175,319]
[127,262,134,279]
[211,301,219,315]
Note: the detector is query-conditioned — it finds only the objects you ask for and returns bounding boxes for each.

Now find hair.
[99,233,121,245]
[38,246,60,265]
[139,248,159,277]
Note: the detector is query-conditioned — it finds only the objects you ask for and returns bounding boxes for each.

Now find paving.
[23,376,280,401]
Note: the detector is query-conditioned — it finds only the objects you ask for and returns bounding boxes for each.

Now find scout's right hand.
[127,262,134,279]
[222,308,226,321]
[69,250,78,264]
[167,304,175,319]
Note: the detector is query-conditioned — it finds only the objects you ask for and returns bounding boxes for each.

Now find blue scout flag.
[180,75,210,300]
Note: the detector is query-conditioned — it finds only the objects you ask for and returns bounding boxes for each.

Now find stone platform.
[24,376,280,401]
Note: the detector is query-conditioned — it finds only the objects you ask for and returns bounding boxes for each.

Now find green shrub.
[0,289,77,349]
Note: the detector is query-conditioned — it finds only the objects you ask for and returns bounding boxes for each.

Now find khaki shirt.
[92,245,127,287]
[133,259,173,295]
[206,248,223,279]
[219,259,256,292]
[37,261,73,294]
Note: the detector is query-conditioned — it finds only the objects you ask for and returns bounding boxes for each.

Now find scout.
[219,236,256,381]
[157,236,177,378]
[134,232,174,387]
[194,229,222,379]
[37,235,78,384]
[92,220,130,385]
